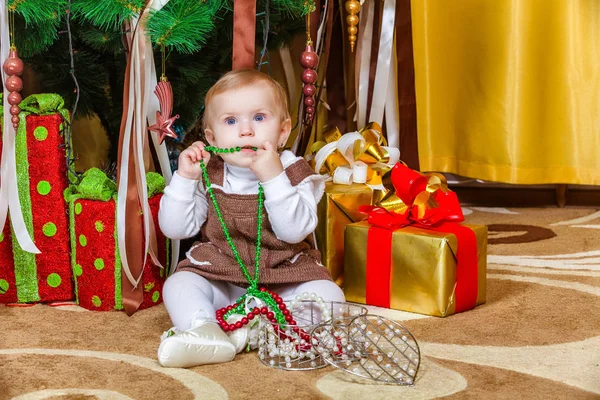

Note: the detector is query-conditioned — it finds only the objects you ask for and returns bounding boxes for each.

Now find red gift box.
[0,222,16,302]
[0,94,73,303]
[66,168,169,311]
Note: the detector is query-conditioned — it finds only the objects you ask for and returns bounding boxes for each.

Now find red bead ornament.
[300,49,319,69]
[300,44,319,124]
[302,84,316,97]
[3,47,24,130]
[3,49,23,75]
[301,69,318,84]
[5,75,22,91]
[8,91,22,105]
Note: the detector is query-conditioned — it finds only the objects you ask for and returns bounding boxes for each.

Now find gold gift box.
[344,221,487,317]
[316,183,374,286]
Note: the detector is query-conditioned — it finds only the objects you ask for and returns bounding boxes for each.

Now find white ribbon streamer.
[118,0,171,288]
[355,0,374,128]
[368,0,396,127]
[0,0,39,254]
[384,31,400,149]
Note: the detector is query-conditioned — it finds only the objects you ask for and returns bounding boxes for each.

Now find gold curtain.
[412,0,600,185]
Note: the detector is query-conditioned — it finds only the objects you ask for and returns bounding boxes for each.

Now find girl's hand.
[250,141,283,182]
[177,141,211,180]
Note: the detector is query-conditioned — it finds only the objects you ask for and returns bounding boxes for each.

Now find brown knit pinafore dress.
[176,156,332,286]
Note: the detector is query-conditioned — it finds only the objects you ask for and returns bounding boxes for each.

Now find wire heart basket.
[257,300,421,385]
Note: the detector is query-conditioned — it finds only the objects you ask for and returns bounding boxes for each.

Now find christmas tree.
[10,0,313,166]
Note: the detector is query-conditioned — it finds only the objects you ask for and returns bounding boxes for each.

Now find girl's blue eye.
[254,114,265,122]
[225,117,236,125]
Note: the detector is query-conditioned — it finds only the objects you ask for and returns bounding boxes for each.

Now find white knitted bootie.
[158,319,236,368]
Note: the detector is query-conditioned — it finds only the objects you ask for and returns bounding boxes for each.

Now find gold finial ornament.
[345,0,361,52]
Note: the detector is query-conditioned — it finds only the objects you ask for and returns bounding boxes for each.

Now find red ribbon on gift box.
[360,163,479,313]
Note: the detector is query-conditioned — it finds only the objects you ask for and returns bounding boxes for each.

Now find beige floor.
[1,207,600,399]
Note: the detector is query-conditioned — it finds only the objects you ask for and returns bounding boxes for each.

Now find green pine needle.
[146,0,224,53]
[79,27,124,53]
[9,0,66,27]
[14,15,61,57]
[72,0,145,30]
[272,0,315,16]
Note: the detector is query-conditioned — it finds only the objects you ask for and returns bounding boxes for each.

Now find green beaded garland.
[204,145,257,154]
[200,146,287,325]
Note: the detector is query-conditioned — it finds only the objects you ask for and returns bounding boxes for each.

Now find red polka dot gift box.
[0,94,73,304]
[64,168,170,311]
[0,222,15,301]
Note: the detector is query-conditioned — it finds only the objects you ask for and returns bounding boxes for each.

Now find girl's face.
[204,82,291,168]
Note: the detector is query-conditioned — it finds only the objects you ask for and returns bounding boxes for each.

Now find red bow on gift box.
[357,163,480,313]
[359,163,464,229]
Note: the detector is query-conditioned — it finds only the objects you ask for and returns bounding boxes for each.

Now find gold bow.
[370,163,457,221]
[311,122,397,187]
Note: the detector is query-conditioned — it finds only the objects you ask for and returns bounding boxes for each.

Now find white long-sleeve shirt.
[158,150,325,244]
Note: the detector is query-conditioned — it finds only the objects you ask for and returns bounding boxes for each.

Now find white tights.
[163,271,346,330]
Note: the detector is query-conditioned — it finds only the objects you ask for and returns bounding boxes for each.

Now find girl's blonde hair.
[202,69,290,131]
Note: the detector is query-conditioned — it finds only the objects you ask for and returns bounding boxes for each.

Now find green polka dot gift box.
[64,168,170,311]
[0,94,73,304]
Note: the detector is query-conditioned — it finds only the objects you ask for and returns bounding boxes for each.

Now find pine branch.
[78,26,124,53]
[14,15,62,57]
[9,0,66,26]
[146,0,224,53]
[29,43,109,119]
[9,1,65,56]
[71,0,144,30]
[163,52,215,127]
[271,0,315,16]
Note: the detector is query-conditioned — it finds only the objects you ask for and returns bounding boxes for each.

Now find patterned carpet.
[1,207,600,399]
